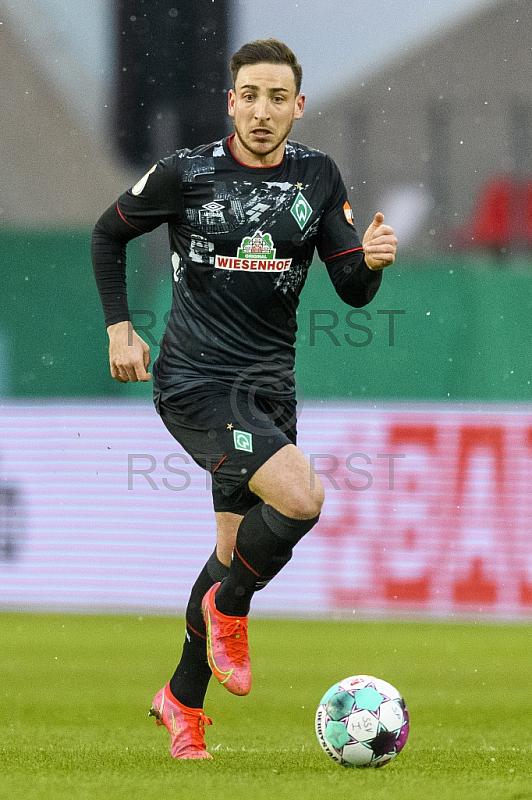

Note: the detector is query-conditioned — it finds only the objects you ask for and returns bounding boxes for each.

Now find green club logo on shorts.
[233,430,253,453]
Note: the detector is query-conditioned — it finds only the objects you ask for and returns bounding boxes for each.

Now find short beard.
[232,119,295,160]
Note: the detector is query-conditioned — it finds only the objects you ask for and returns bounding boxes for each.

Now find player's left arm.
[324,249,383,308]
[317,156,397,306]
[362,212,398,270]
[323,212,397,306]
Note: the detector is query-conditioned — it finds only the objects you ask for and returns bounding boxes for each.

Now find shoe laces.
[179,705,212,742]
[198,711,213,735]
[219,617,248,665]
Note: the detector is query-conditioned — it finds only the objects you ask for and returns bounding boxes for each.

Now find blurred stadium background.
[1,0,531,620]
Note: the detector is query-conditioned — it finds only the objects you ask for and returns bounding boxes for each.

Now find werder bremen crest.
[290,190,313,230]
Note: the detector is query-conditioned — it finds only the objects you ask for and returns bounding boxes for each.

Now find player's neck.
[228,134,285,169]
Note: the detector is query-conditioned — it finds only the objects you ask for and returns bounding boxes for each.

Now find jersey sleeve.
[115,153,184,233]
[324,250,382,307]
[315,156,364,262]
[314,155,383,308]
[91,153,184,328]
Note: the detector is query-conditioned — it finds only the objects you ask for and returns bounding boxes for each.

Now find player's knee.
[262,503,320,546]
[288,493,323,520]
[284,480,324,520]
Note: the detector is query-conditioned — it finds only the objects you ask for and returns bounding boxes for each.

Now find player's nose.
[254,99,270,119]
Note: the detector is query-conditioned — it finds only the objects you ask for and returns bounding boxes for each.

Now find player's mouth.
[251,128,273,138]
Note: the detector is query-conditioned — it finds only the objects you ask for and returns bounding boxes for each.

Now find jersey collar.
[225,134,285,171]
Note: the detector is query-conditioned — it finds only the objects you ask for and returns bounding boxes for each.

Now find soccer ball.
[315,675,409,768]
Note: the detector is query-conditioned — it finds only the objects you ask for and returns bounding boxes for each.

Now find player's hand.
[362,212,397,271]
[107,320,152,383]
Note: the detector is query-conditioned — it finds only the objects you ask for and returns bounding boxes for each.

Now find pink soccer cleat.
[149,684,213,759]
[202,582,251,696]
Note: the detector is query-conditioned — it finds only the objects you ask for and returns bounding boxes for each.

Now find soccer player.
[92,38,397,759]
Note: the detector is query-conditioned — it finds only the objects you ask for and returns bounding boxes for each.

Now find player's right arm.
[91,157,183,383]
[91,201,152,383]
[107,320,152,383]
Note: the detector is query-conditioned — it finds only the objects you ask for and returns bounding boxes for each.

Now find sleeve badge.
[343,201,354,225]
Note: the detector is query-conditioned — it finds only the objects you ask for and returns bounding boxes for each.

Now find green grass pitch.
[1,612,531,800]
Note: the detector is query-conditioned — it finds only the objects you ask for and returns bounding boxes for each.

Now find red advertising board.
[315,409,532,616]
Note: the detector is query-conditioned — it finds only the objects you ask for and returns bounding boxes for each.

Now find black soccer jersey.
[92,135,382,402]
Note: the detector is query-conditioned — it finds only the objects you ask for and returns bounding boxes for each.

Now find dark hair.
[230,39,303,95]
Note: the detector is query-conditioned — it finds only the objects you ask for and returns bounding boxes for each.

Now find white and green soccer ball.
[315,675,409,768]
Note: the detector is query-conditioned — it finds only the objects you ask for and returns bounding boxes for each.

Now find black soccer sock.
[214,503,319,617]
[169,549,229,709]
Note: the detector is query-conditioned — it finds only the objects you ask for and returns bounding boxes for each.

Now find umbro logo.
[202,201,225,212]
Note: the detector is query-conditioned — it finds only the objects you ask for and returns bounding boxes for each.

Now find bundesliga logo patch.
[343,201,354,225]
[215,231,292,272]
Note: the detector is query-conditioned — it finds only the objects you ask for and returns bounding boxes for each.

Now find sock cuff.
[261,504,320,544]
[206,548,231,582]
[165,683,203,712]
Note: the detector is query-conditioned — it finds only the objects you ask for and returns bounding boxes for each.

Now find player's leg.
[151,467,265,751]
[149,543,228,758]
[250,442,324,517]
[169,520,239,705]
[203,403,324,696]
[168,510,241,706]
[151,387,252,758]
[156,387,318,699]
[212,443,323,619]
[215,511,242,566]
[150,513,242,759]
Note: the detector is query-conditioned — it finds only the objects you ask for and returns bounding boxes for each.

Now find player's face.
[228,62,305,167]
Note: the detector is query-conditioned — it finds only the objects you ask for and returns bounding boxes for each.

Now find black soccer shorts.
[157,382,297,516]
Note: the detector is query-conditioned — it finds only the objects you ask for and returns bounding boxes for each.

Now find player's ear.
[294,93,305,120]
[228,89,236,117]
